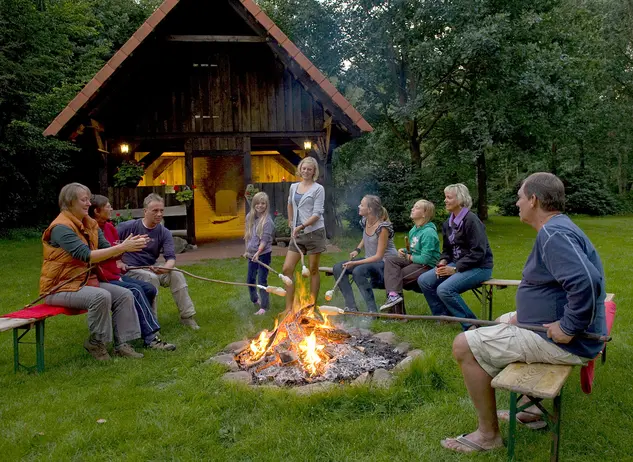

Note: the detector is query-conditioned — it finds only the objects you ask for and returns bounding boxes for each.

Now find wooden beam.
[112,131,325,141]
[243,136,252,185]
[184,139,196,245]
[167,35,267,43]
[152,158,177,180]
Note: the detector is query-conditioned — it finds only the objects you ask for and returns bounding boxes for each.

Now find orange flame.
[298,331,324,376]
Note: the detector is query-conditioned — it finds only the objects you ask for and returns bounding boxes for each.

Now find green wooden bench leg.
[550,392,562,462]
[35,320,45,373]
[12,320,46,374]
[507,391,518,461]
[13,327,19,373]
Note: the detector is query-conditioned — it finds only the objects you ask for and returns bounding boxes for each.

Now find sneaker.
[145,337,177,351]
[180,316,200,330]
[380,294,403,312]
[84,338,111,361]
[114,343,144,359]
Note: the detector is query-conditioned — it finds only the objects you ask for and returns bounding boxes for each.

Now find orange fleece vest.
[39,211,100,295]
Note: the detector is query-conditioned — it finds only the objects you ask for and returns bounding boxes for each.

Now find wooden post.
[184,139,196,244]
[243,136,252,185]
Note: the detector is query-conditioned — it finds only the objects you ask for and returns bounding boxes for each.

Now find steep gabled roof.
[44,0,372,137]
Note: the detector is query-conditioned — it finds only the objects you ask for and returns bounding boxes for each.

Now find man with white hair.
[118,193,200,330]
[441,172,607,453]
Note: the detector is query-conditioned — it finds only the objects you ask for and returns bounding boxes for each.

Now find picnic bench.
[318,266,519,318]
[112,205,188,238]
[491,293,616,462]
[0,305,86,373]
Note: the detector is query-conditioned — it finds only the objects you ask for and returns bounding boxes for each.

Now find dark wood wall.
[101,43,325,136]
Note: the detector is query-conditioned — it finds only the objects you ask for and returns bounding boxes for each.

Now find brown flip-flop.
[497,410,548,430]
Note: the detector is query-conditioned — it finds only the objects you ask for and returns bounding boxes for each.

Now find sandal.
[497,410,547,430]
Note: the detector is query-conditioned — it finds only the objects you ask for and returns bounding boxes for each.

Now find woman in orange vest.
[40,183,148,361]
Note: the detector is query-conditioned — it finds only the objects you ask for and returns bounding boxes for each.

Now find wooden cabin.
[44,0,371,243]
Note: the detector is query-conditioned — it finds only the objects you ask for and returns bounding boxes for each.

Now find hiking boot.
[114,343,144,359]
[84,338,111,361]
[145,337,177,351]
[180,316,200,330]
[380,294,403,312]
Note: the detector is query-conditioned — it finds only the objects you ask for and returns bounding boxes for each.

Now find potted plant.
[273,212,290,247]
[174,185,194,206]
[113,160,145,187]
[245,184,259,204]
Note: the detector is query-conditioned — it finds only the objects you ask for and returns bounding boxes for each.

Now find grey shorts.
[289,227,327,255]
[464,312,589,377]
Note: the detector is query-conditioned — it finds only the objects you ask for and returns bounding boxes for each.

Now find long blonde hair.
[364,195,390,222]
[245,192,271,241]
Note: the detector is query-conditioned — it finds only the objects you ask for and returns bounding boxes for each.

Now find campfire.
[231,278,407,387]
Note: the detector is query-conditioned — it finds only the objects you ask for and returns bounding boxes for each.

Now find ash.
[248,335,405,387]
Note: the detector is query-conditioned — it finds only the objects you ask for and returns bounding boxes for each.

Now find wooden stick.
[319,307,612,342]
[24,267,94,308]
[127,265,268,290]
[404,236,410,254]
[331,267,348,292]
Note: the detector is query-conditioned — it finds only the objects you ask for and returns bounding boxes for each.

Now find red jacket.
[98,222,121,281]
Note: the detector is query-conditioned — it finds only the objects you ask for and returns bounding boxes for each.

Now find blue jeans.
[333,260,385,312]
[110,277,160,343]
[247,252,272,310]
[417,265,493,330]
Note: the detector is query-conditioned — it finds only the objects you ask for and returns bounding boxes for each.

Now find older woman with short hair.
[417,184,493,330]
[40,183,148,360]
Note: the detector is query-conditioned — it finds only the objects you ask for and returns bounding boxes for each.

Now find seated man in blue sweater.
[118,193,199,330]
[441,172,607,454]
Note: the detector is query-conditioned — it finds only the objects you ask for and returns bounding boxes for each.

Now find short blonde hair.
[444,183,472,208]
[59,183,91,211]
[414,199,435,224]
[297,157,319,181]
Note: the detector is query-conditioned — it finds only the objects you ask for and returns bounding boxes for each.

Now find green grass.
[0,216,631,461]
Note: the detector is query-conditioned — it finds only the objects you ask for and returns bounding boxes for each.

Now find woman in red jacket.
[89,195,175,351]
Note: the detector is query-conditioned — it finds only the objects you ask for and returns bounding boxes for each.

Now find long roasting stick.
[324,266,348,301]
[251,258,293,287]
[318,306,612,342]
[291,234,310,278]
[126,266,286,296]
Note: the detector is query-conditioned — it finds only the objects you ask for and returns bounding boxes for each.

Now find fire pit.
[213,281,413,387]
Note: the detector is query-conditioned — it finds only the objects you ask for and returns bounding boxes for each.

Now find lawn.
[0,216,631,461]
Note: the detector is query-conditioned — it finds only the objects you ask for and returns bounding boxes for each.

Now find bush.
[273,215,290,237]
[497,170,621,216]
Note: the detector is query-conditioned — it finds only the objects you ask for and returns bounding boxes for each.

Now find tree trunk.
[476,152,488,220]
[409,135,422,169]
[550,142,558,175]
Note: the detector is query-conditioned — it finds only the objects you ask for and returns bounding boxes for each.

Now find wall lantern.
[120,143,129,154]
[303,140,312,151]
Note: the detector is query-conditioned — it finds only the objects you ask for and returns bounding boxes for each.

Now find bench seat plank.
[491,362,573,399]
[0,317,37,333]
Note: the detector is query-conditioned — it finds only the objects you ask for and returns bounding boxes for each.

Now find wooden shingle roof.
[43,0,372,137]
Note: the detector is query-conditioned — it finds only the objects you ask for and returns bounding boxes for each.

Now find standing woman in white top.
[282,157,327,311]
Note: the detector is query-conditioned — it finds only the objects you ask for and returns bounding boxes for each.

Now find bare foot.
[441,430,504,453]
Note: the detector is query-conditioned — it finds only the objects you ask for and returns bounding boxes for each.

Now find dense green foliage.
[1,216,632,460]
[3,0,633,230]
[261,0,633,225]
[0,0,159,228]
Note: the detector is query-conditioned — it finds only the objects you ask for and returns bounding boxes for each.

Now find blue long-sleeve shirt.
[516,214,607,358]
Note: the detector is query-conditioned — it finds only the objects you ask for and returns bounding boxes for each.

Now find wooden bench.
[476,278,522,320]
[0,305,86,373]
[112,205,188,238]
[319,267,518,318]
[491,292,615,462]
